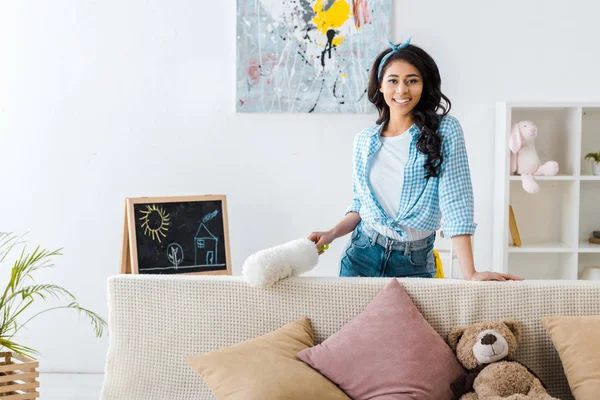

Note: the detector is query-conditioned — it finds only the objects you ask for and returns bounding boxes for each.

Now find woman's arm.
[440,117,522,281]
[453,233,520,280]
[437,117,477,240]
[451,234,476,280]
[308,212,361,254]
[330,212,361,239]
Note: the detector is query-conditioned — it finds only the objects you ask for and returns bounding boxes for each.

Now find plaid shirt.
[346,114,477,239]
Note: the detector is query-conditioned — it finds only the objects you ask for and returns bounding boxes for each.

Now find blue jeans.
[339,222,437,278]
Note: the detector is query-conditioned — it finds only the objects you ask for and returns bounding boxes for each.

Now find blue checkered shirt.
[346,114,477,239]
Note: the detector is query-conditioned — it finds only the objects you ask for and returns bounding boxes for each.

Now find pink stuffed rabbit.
[509,120,559,194]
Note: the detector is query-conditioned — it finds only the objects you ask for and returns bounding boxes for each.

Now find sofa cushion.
[186,317,350,400]
[542,315,600,399]
[296,278,464,400]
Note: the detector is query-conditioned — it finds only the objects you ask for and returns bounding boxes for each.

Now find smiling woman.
[309,38,523,282]
[378,62,423,130]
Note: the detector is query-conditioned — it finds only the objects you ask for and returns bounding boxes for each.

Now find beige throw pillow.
[186,317,349,400]
[542,316,600,399]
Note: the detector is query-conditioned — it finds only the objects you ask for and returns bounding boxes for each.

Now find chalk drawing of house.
[194,223,218,266]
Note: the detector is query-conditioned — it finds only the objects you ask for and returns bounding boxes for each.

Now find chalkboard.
[121,195,231,275]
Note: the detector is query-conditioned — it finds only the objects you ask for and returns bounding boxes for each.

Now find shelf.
[581,108,600,175]
[507,102,600,108]
[495,103,599,279]
[579,241,600,253]
[508,175,600,181]
[509,180,577,248]
[579,181,600,249]
[509,253,577,280]
[578,253,600,280]
[509,242,572,253]
[509,107,580,175]
[509,175,575,181]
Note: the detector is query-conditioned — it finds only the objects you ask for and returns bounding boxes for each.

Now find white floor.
[38,373,104,400]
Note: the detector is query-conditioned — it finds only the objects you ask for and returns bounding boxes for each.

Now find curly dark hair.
[367,44,451,178]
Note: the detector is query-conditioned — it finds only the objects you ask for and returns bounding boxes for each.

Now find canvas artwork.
[237,0,391,113]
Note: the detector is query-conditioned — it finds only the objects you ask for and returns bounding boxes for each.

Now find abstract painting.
[237,0,391,113]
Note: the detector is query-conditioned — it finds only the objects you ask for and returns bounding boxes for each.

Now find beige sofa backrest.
[101,275,600,400]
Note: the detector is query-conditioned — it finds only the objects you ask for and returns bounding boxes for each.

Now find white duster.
[242,238,319,288]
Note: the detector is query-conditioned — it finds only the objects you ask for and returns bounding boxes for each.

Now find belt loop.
[372,232,379,247]
[404,240,411,256]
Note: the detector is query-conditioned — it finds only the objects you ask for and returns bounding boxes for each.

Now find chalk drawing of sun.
[139,204,170,243]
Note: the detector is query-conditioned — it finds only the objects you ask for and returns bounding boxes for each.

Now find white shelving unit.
[493,102,600,280]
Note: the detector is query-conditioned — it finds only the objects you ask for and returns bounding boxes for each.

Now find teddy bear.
[509,120,559,194]
[447,320,559,400]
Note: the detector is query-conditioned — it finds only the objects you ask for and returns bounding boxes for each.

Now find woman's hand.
[469,271,523,281]
[450,235,523,281]
[308,231,336,255]
[308,213,360,255]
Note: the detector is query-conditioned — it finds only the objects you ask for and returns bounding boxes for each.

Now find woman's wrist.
[460,262,476,280]
[462,270,476,280]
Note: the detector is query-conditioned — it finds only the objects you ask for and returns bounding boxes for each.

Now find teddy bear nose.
[481,334,497,345]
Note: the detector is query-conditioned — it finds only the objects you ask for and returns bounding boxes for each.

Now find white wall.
[1,0,599,373]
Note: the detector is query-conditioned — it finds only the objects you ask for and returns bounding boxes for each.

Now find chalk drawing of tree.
[167,243,184,269]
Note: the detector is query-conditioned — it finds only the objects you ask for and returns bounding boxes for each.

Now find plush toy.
[448,320,558,400]
[509,120,559,194]
[242,239,324,288]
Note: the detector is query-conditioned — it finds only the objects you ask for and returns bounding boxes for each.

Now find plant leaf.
[17,284,76,302]
[0,338,39,358]
[584,152,600,162]
[0,233,23,265]
[67,302,107,338]
[0,232,106,353]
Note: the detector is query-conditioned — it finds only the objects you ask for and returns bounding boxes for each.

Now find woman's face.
[379,60,423,117]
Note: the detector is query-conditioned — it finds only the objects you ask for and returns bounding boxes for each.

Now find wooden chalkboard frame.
[121,195,232,275]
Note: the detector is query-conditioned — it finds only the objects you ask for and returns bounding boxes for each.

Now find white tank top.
[368,131,433,241]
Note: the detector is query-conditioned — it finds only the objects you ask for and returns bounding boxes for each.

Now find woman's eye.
[388,79,397,84]
[407,79,418,84]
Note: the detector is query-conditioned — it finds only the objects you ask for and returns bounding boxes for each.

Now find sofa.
[100,275,600,399]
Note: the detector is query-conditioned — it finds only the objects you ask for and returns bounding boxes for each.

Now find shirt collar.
[370,123,419,137]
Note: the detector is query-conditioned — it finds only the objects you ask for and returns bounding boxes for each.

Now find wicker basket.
[0,352,39,399]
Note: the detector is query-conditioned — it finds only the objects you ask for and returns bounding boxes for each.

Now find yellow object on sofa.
[433,249,444,279]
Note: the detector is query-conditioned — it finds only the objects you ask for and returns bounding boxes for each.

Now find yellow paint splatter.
[332,37,344,46]
[312,0,351,34]
[341,73,347,77]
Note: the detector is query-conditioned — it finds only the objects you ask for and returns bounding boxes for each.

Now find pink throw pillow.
[297,279,464,400]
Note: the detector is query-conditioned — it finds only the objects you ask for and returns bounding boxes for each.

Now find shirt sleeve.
[438,116,477,237]
[345,134,361,215]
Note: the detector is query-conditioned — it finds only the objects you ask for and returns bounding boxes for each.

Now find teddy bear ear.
[447,326,467,352]
[502,320,522,343]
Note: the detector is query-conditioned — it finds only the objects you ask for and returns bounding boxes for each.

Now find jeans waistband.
[359,222,435,252]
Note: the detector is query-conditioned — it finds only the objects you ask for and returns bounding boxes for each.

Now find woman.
[308,39,521,281]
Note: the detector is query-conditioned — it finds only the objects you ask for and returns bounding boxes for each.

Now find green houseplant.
[584,151,600,176]
[0,232,106,358]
